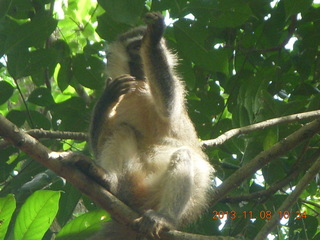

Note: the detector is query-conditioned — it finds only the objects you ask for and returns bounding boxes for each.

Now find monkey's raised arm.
[141,12,185,119]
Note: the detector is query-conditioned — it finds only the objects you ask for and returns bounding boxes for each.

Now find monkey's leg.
[158,148,194,219]
[135,148,194,238]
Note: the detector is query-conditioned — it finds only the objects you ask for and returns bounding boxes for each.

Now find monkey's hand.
[144,12,165,45]
[105,75,137,103]
[64,152,111,191]
[133,210,175,239]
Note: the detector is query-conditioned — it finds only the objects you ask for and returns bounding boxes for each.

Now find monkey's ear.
[106,77,112,86]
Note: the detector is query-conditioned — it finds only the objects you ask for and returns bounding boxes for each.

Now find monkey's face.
[105,26,148,81]
[126,38,145,80]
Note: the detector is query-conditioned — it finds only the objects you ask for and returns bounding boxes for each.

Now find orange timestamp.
[212,210,307,220]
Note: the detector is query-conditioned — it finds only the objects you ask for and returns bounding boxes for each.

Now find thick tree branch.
[254,151,320,240]
[203,110,320,148]
[210,119,320,206]
[0,114,236,240]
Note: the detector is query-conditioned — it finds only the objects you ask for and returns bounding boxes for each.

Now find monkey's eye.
[106,52,113,58]
[133,45,141,51]
[128,40,142,52]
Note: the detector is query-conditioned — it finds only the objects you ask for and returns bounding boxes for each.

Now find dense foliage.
[0,0,319,239]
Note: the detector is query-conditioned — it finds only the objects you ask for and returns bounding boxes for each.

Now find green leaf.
[4,11,57,53]
[98,0,144,25]
[284,0,313,17]
[72,54,104,89]
[6,49,30,79]
[56,210,110,240]
[0,0,12,19]
[0,160,46,200]
[6,110,26,127]
[0,194,16,239]
[28,88,55,107]
[50,97,88,131]
[174,20,229,74]
[29,49,59,86]
[200,93,224,116]
[58,61,73,92]
[27,111,51,130]
[212,0,253,28]
[7,49,58,81]
[188,0,252,27]
[239,105,250,127]
[14,190,60,240]
[0,81,14,105]
[97,13,130,41]
[56,184,82,226]
[263,128,279,150]
[291,215,318,239]
[52,40,71,62]
[263,161,287,185]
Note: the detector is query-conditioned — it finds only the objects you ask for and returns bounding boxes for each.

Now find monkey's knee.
[168,148,193,170]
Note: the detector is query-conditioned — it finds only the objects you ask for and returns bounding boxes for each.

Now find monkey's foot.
[133,210,175,239]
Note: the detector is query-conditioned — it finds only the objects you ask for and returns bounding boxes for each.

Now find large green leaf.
[284,0,313,17]
[97,13,131,41]
[0,81,14,105]
[174,20,229,74]
[98,0,144,25]
[50,97,88,131]
[6,110,27,127]
[72,54,105,90]
[56,184,82,226]
[56,210,110,240]
[14,190,60,240]
[7,49,58,82]
[4,11,57,54]
[57,60,73,92]
[27,110,51,130]
[28,88,55,107]
[0,194,16,239]
[188,0,252,27]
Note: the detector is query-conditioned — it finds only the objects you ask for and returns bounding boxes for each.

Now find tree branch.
[203,110,320,148]
[223,147,317,203]
[0,114,236,240]
[0,129,88,150]
[210,119,320,206]
[254,151,320,240]
[1,110,319,151]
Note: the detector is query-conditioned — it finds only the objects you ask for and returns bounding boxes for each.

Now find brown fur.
[90,12,213,239]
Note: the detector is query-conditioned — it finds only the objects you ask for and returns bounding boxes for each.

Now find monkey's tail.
[89,220,141,240]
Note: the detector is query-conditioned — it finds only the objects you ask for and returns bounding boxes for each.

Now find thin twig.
[254,151,320,240]
[203,110,320,148]
[210,119,320,207]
